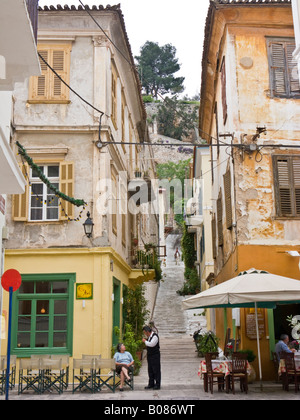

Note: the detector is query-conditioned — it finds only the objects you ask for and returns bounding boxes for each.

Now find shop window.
[11,273,75,357]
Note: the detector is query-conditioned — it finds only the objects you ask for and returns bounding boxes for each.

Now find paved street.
[1,234,299,402]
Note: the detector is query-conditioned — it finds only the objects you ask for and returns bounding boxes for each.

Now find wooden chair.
[205,352,226,394]
[271,351,282,385]
[280,351,300,393]
[229,352,248,394]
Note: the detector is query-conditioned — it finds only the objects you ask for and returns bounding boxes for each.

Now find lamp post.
[83,212,94,238]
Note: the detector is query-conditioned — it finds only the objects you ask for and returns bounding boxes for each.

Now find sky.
[38,0,210,98]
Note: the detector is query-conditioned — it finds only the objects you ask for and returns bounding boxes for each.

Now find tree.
[157,95,199,140]
[135,41,185,98]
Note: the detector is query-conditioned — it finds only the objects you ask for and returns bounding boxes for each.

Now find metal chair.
[228,352,248,394]
[93,358,116,393]
[205,352,226,394]
[280,351,300,393]
[72,358,94,393]
[18,358,42,394]
[41,358,64,394]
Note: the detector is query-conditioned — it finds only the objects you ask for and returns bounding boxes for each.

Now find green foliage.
[135,41,185,98]
[123,284,150,339]
[142,95,154,103]
[194,331,220,357]
[113,324,142,374]
[177,224,198,295]
[156,96,199,140]
[237,349,256,363]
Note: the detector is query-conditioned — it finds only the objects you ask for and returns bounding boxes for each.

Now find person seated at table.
[113,343,134,391]
[275,334,296,361]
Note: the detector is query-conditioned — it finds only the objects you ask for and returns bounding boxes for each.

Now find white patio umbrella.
[182,268,300,387]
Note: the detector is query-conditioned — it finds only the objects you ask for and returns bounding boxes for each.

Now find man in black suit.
[142,325,161,390]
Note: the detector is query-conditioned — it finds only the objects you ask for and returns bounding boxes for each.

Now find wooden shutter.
[12,164,29,221]
[268,39,300,98]
[29,44,71,102]
[217,192,223,246]
[224,169,233,229]
[269,42,287,96]
[211,214,217,259]
[59,162,74,220]
[220,58,227,124]
[273,155,300,217]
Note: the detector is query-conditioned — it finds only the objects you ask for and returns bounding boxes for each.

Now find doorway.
[273,303,300,342]
[112,277,121,347]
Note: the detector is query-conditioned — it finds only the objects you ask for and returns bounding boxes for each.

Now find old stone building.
[2,4,158,361]
[198,0,300,379]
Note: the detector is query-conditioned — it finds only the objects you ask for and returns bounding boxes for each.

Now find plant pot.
[247,363,256,384]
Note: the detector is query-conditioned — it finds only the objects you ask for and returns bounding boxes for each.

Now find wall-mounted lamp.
[83,212,94,238]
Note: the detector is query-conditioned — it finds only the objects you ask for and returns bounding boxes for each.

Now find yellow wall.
[2,247,133,360]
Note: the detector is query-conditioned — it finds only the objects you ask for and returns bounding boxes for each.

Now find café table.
[199,358,250,392]
[278,353,300,375]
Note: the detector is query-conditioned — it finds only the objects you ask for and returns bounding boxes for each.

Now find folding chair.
[93,358,116,393]
[115,365,134,391]
[18,358,42,394]
[1,355,17,393]
[51,355,70,389]
[72,358,94,393]
[41,358,64,394]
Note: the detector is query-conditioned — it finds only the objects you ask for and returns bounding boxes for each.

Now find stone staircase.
[134,234,204,390]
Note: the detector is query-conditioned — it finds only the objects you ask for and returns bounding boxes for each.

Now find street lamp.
[83,212,94,238]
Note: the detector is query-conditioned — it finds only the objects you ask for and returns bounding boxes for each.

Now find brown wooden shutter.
[224,169,233,229]
[269,42,287,96]
[217,192,223,246]
[273,155,300,217]
[211,214,217,259]
[220,58,227,125]
[268,39,300,98]
[12,164,29,221]
[274,157,292,216]
[293,158,300,215]
[59,162,74,220]
[52,50,67,99]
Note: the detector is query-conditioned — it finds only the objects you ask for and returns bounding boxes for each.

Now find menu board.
[245,309,265,340]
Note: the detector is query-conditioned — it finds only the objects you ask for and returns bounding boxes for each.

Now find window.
[30,165,59,221]
[217,191,223,247]
[13,161,74,222]
[267,38,300,99]
[273,155,300,217]
[12,273,75,356]
[111,166,118,235]
[28,43,71,103]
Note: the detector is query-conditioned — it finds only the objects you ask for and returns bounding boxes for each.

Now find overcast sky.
[38,0,210,97]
